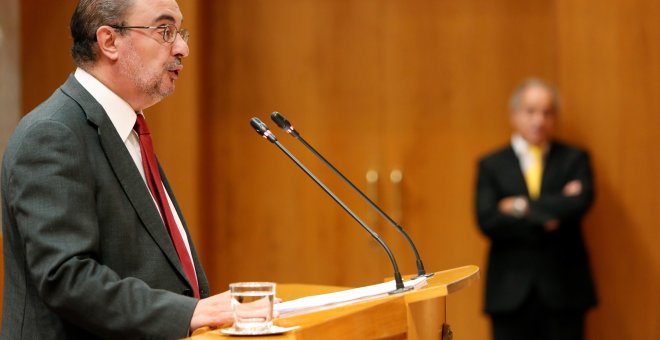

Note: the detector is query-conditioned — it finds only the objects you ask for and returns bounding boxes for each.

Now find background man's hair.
[70,0,134,67]
[508,77,562,113]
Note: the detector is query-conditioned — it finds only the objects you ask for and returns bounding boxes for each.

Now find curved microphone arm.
[270,112,432,278]
[250,117,412,293]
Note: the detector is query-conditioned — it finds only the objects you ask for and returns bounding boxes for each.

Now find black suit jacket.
[1,75,209,339]
[475,141,597,314]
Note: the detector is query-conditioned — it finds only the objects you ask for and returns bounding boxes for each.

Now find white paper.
[274,276,427,315]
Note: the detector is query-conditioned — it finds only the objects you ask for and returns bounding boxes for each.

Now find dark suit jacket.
[1,75,210,339]
[475,141,597,314]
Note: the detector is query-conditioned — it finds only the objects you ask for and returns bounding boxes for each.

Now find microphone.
[270,112,433,279]
[249,117,412,294]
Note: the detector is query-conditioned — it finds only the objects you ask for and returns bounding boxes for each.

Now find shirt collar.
[511,134,528,157]
[511,134,550,156]
[74,68,138,142]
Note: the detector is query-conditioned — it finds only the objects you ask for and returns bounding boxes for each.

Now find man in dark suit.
[1,0,234,338]
[475,78,597,340]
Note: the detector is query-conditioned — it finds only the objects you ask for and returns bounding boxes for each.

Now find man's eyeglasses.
[110,24,189,44]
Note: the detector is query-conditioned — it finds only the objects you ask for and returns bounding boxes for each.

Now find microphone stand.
[270,112,433,278]
[250,118,412,294]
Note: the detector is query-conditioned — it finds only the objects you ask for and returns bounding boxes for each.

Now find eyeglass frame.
[109,24,189,44]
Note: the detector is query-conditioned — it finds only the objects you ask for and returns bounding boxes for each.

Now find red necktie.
[134,115,200,298]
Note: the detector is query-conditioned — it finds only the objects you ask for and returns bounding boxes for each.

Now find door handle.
[366,169,379,226]
[390,169,403,222]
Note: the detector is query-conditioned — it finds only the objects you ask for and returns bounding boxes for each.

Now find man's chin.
[157,83,176,98]
[522,131,550,145]
[156,75,177,97]
[527,136,550,146]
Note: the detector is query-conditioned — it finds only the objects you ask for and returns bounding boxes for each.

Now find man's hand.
[563,180,582,196]
[498,196,528,218]
[190,291,234,332]
[190,292,284,333]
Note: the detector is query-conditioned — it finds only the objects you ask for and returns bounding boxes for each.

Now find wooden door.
[200,0,392,288]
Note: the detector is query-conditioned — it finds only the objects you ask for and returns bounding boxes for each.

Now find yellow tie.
[525,145,543,199]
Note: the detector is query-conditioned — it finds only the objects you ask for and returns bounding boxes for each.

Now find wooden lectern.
[189,265,479,340]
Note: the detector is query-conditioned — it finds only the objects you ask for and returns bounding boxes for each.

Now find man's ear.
[96,26,120,61]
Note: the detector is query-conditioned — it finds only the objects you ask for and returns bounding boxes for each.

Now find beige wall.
[16,1,660,339]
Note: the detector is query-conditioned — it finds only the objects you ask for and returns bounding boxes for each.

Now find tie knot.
[529,145,543,158]
[134,114,150,135]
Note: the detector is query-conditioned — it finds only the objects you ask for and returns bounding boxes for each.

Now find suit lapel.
[540,142,559,192]
[59,75,189,284]
[502,146,530,196]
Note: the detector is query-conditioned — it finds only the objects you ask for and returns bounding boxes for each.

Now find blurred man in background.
[475,78,597,340]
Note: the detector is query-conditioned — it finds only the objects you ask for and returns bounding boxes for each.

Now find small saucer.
[220,325,300,336]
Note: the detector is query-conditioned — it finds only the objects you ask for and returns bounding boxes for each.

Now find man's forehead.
[126,0,183,24]
[524,85,550,95]
[522,86,552,102]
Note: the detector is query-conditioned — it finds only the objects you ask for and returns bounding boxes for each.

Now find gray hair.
[508,78,562,113]
[70,0,134,67]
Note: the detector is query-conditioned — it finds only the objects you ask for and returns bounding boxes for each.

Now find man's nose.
[172,34,189,58]
[531,111,547,124]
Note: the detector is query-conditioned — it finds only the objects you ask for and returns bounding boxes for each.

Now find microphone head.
[271,112,291,129]
[271,111,300,138]
[250,117,277,143]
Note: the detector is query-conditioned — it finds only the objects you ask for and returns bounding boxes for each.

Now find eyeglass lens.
[163,25,189,43]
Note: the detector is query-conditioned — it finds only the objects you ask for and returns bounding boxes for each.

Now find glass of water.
[229,282,276,333]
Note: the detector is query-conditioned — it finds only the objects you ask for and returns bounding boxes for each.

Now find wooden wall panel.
[201,0,397,287]
[557,0,660,338]
[20,1,77,113]
[16,0,660,339]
